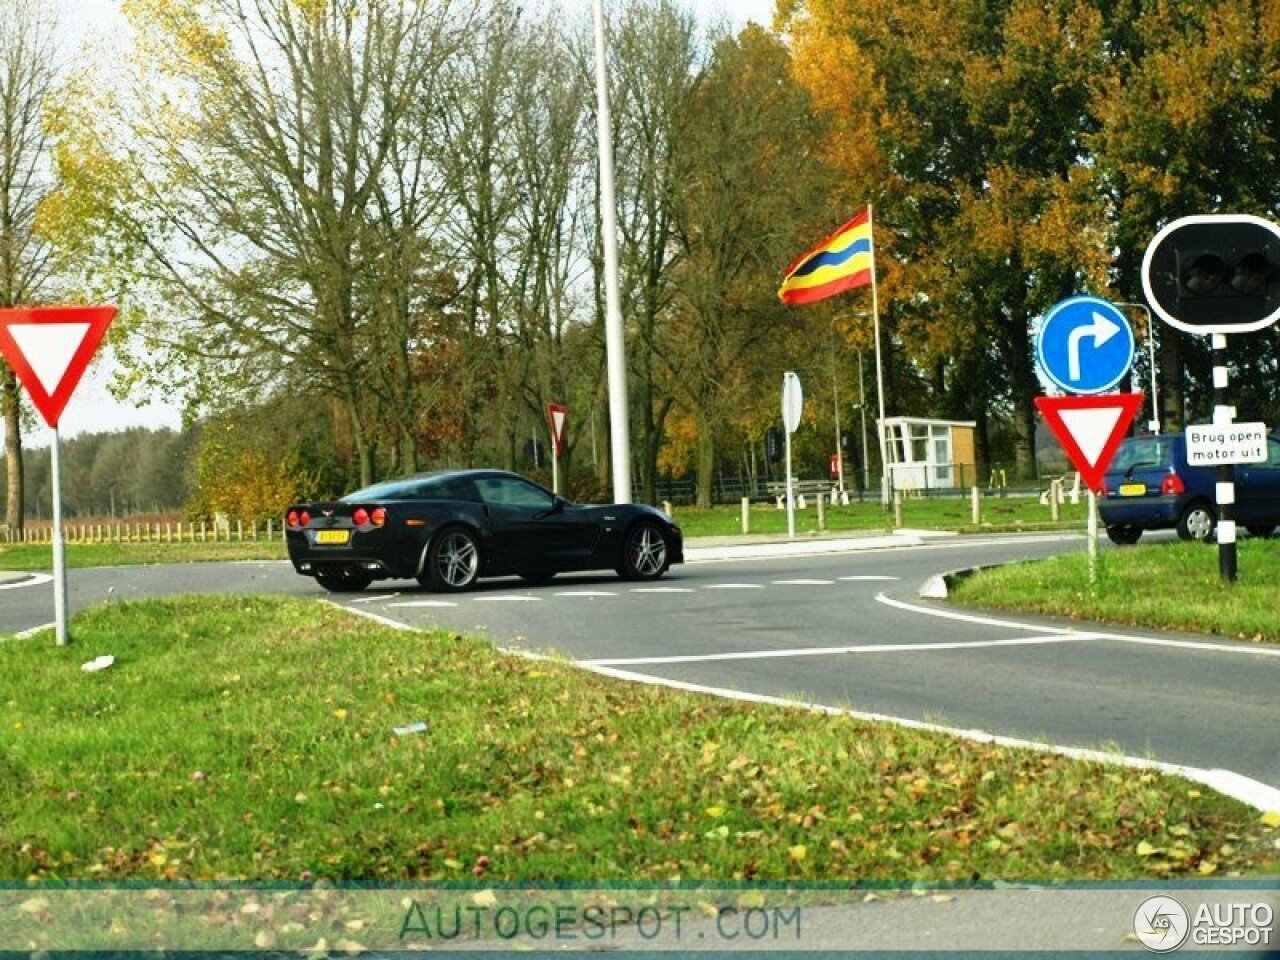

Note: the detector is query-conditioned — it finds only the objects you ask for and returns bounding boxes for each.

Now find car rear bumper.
[286,531,414,580]
[1098,494,1185,528]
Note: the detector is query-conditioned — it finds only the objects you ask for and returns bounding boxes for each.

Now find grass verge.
[2,595,1276,882]
[0,540,287,571]
[671,496,1087,538]
[950,539,1280,643]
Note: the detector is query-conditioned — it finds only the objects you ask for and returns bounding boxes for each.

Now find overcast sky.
[6,0,776,446]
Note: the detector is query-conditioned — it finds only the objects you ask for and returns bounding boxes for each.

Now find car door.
[1236,437,1280,528]
[473,476,580,569]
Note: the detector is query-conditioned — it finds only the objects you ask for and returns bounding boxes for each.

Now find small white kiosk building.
[880,417,978,492]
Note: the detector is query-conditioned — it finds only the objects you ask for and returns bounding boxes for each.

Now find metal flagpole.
[867,204,891,509]
[592,0,632,504]
[51,426,70,646]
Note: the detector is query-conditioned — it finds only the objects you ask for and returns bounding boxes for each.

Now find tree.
[0,0,58,538]
[670,24,828,506]
[67,0,467,488]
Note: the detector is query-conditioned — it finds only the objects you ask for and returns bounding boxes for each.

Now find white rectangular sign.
[1186,422,1268,466]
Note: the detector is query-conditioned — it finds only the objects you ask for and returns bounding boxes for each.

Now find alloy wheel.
[436,532,479,587]
[627,525,667,577]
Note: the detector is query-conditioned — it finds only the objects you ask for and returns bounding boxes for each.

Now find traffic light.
[1143,215,1280,334]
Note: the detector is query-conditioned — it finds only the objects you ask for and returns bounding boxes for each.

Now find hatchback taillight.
[1161,472,1186,496]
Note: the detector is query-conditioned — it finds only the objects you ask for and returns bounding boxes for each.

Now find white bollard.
[741,497,750,534]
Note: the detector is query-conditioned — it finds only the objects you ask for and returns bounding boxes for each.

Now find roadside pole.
[781,372,803,540]
[785,427,795,538]
[551,446,560,496]
[51,427,70,646]
[1086,488,1099,590]
[1212,335,1237,582]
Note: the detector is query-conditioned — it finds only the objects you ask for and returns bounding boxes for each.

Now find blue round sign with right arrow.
[1035,295,1135,395]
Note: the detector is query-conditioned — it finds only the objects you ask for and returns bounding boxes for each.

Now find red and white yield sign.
[0,306,117,428]
[547,403,568,456]
[1035,393,1144,493]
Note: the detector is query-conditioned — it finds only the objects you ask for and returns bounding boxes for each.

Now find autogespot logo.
[1134,896,1191,953]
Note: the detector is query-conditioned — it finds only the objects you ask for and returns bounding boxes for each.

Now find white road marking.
[703,583,764,590]
[875,591,1077,634]
[320,600,418,632]
[555,591,619,598]
[839,575,900,582]
[574,662,1280,814]
[877,592,1280,659]
[0,572,53,591]
[351,593,400,604]
[686,533,1081,565]
[388,600,458,609]
[630,587,695,594]
[476,595,541,603]
[583,634,1091,667]
[772,578,835,586]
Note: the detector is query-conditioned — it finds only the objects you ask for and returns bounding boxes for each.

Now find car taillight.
[353,507,370,526]
[371,507,387,526]
[299,510,312,527]
[1161,472,1186,496]
[287,510,299,528]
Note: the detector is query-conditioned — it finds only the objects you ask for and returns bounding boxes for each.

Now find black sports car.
[285,469,683,593]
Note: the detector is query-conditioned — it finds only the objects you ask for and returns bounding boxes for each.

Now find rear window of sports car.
[341,477,476,502]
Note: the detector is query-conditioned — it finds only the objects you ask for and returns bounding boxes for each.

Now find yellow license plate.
[315,530,350,545]
[1119,483,1146,497]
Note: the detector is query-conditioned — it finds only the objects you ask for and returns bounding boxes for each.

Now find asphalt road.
[3,532,1278,790]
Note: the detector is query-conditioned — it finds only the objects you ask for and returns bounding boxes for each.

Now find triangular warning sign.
[1035,393,1144,492]
[0,306,117,428]
[547,403,568,456]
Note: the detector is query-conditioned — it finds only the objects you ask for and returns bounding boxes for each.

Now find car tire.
[315,567,374,593]
[421,526,481,592]
[1246,525,1276,538]
[1105,524,1142,545]
[617,521,670,581]
[1176,502,1216,542]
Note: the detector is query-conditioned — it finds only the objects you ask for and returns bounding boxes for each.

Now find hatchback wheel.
[1176,503,1216,542]
[422,527,481,592]
[617,521,670,581]
[1105,524,1142,545]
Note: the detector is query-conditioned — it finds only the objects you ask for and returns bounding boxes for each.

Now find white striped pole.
[1212,334,1237,583]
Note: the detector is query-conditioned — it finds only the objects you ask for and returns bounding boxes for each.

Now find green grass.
[0,540,287,571]
[2,596,1276,882]
[671,496,1088,539]
[951,539,1280,642]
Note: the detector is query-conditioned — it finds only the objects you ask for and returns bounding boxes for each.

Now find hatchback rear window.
[1110,437,1173,472]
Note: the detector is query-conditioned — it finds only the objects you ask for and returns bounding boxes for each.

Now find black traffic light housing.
[1143,215,1280,334]
[765,428,783,463]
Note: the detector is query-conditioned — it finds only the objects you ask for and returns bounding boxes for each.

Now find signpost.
[0,305,117,646]
[546,403,568,495]
[1142,214,1280,582]
[781,372,803,538]
[1034,295,1139,587]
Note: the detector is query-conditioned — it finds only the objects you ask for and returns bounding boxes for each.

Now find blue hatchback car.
[1099,432,1280,544]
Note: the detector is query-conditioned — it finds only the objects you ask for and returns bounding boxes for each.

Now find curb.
[917,565,992,599]
[0,571,34,588]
